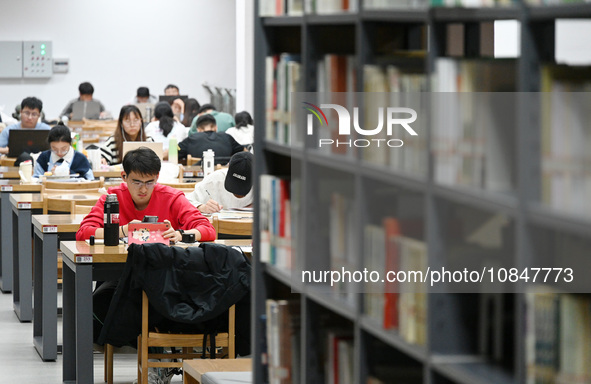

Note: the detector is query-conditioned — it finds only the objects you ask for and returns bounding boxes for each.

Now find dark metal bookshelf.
[253,0,591,383]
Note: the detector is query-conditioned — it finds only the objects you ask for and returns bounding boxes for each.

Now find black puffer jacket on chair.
[97,242,251,353]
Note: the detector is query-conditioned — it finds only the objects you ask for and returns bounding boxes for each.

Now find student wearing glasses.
[77,146,215,242]
[100,105,153,165]
[33,123,94,180]
[0,97,51,155]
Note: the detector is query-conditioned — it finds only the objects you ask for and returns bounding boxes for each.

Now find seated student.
[33,123,94,180]
[188,104,235,134]
[181,98,200,127]
[145,102,188,153]
[178,114,245,164]
[187,152,253,213]
[164,84,185,122]
[0,97,51,155]
[60,82,106,119]
[100,105,153,165]
[130,86,158,105]
[76,146,215,242]
[225,111,254,146]
[76,147,216,360]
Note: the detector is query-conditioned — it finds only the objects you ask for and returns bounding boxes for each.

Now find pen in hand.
[205,189,222,212]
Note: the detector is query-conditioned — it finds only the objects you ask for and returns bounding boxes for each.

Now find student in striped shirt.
[100,105,152,165]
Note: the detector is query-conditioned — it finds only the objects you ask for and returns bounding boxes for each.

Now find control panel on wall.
[23,41,52,78]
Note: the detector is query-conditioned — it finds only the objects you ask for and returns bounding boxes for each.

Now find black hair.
[137,87,150,98]
[154,102,174,137]
[197,104,216,114]
[164,84,179,92]
[21,97,43,112]
[48,123,72,144]
[122,147,161,176]
[234,111,253,129]
[181,98,201,127]
[196,114,217,130]
[78,82,94,95]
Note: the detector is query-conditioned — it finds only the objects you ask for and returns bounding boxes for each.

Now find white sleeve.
[186,180,210,207]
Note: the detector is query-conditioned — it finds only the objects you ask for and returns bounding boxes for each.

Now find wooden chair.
[186,154,201,166]
[42,191,102,214]
[104,293,236,384]
[41,179,103,192]
[70,202,93,215]
[212,216,253,240]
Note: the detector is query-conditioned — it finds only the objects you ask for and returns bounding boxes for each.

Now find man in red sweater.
[76,146,215,242]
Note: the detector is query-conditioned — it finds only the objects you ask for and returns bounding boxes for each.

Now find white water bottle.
[202,149,215,177]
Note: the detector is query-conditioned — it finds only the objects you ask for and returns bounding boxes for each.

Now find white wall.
[0,0,237,119]
[236,0,254,114]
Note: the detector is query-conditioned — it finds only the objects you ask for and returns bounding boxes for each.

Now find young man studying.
[0,97,51,155]
[76,146,215,242]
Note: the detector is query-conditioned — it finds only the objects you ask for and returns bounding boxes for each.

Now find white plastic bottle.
[202,149,215,177]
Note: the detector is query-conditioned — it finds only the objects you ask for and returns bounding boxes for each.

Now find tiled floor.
[0,289,183,383]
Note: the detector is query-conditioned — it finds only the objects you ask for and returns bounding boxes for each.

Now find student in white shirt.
[225,111,254,146]
[187,152,253,213]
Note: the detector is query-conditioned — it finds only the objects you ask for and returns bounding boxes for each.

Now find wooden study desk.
[0,166,20,179]
[60,239,252,384]
[0,180,42,293]
[183,358,252,384]
[94,169,123,179]
[32,214,85,361]
[10,193,43,322]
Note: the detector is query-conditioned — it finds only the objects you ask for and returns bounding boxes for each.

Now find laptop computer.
[71,101,101,120]
[7,129,50,157]
[158,95,188,104]
[122,141,164,161]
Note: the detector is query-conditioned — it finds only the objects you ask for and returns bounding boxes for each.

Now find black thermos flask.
[104,194,120,246]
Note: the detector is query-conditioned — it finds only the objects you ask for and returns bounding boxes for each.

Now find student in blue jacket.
[33,123,94,180]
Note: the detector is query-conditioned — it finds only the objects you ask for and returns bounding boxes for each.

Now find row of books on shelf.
[259,0,356,16]
[525,288,591,383]
[260,175,295,269]
[264,53,591,216]
[259,0,544,14]
[329,193,427,346]
[264,298,422,384]
[266,54,301,146]
[540,66,591,217]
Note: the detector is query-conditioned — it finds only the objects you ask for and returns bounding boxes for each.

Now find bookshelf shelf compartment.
[432,361,516,384]
[360,316,428,362]
[361,9,428,22]
[431,7,520,22]
[361,162,427,192]
[263,140,303,159]
[264,263,298,290]
[307,151,358,174]
[306,14,358,25]
[528,3,591,19]
[262,16,304,26]
[305,289,357,321]
[528,204,591,239]
[433,184,518,217]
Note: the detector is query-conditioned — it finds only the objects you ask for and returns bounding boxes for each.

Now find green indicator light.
[40,44,46,49]
[41,50,46,55]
